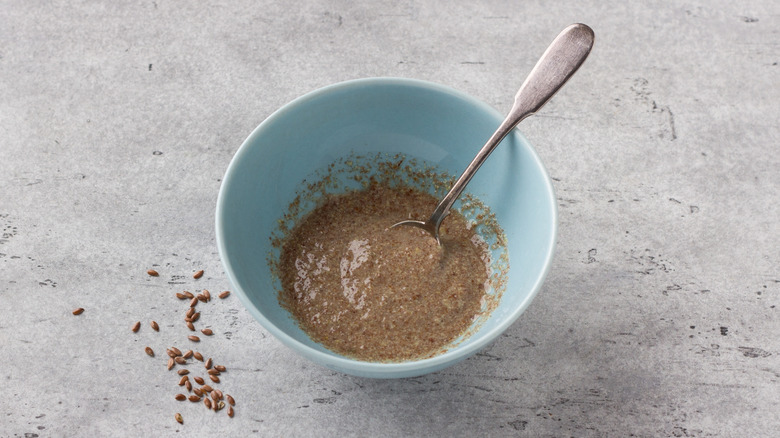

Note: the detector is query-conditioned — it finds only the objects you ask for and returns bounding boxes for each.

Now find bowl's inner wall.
[219,79,556,361]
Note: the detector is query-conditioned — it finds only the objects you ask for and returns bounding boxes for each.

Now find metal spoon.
[392,23,595,243]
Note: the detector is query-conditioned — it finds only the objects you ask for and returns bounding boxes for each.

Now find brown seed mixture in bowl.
[278,182,491,362]
[270,153,508,363]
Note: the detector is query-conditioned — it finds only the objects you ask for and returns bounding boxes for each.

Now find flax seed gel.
[278,183,491,362]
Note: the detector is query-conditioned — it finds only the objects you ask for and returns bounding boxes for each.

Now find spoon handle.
[427,23,594,229]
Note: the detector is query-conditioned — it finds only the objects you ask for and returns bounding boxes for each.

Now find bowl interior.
[216,78,556,377]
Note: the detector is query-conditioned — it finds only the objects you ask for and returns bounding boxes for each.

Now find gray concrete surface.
[2,1,778,436]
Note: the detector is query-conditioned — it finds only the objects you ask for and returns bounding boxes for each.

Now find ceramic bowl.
[216,77,557,378]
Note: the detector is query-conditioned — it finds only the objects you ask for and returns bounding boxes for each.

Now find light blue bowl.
[216,78,557,378]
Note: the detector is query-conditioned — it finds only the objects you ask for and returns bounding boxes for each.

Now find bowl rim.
[215,76,558,376]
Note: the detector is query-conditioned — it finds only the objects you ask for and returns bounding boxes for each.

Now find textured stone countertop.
[1,1,778,437]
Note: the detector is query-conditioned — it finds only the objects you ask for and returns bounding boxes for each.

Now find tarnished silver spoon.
[392,23,595,243]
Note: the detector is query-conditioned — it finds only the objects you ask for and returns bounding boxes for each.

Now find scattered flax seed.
[207,369,220,376]
[174,357,186,365]
[186,307,195,319]
[193,270,204,279]
[193,352,203,361]
[72,308,85,315]
[131,321,141,332]
[197,294,207,303]
[200,385,213,393]
[204,398,212,409]
[193,388,203,397]
[210,390,218,401]
[226,395,235,406]
[216,401,225,411]
[147,269,159,277]
[177,369,189,376]
[203,290,211,301]
[175,413,183,424]
[150,321,159,331]
[176,292,188,300]
[170,347,182,356]
[185,380,192,392]
[188,335,200,342]
[175,394,186,401]
[209,375,220,383]
[183,350,193,359]
[186,322,195,331]
[205,358,213,369]
[193,376,205,385]
[214,389,223,400]
[167,358,175,370]
[182,291,194,299]
[178,375,188,386]
[189,297,198,308]
[190,313,200,322]
[218,291,230,299]
[145,347,154,357]
[228,406,234,418]
[189,395,201,402]
[215,365,226,372]
[201,328,213,336]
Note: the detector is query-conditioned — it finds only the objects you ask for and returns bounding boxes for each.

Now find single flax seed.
[72,308,84,315]
[193,270,204,279]
[145,347,154,357]
[131,321,140,332]
[218,291,230,299]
